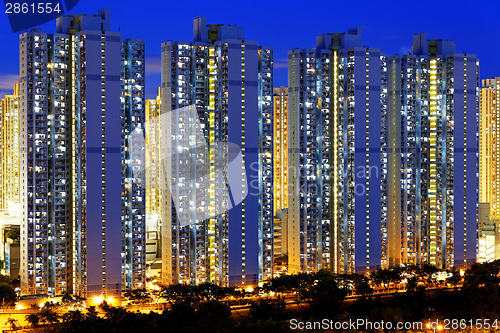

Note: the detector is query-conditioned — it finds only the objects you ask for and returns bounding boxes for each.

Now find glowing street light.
[93,296,104,305]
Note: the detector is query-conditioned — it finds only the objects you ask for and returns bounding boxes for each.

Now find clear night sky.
[0,0,499,100]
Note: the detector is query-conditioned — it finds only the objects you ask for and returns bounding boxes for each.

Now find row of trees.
[18,299,290,332]
[0,258,19,307]
[66,261,500,310]
[261,263,467,297]
[258,260,500,322]
[7,260,500,332]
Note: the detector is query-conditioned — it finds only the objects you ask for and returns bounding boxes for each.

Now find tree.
[446,267,462,289]
[353,274,374,296]
[0,274,11,285]
[9,276,20,289]
[249,297,286,321]
[62,291,74,304]
[196,300,234,332]
[0,284,16,306]
[42,301,58,309]
[124,289,152,305]
[86,306,99,321]
[25,313,40,327]
[162,284,202,305]
[60,310,93,332]
[6,317,20,331]
[62,310,84,323]
[300,271,348,317]
[371,267,403,289]
[163,302,197,331]
[264,272,314,295]
[40,307,60,324]
[99,300,127,321]
[406,276,419,294]
[419,264,439,286]
[196,282,232,301]
[464,261,500,288]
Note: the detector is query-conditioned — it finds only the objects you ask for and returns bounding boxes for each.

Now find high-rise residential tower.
[0,81,21,216]
[288,28,388,274]
[20,27,72,297]
[389,34,479,269]
[145,89,162,277]
[19,9,145,299]
[287,30,479,275]
[0,82,22,279]
[120,37,146,291]
[273,87,288,272]
[480,78,499,215]
[159,16,273,286]
[145,89,162,228]
[478,78,500,262]
[273,87,288,213]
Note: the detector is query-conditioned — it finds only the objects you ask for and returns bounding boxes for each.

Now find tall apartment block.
[159,16,273,286]
[478,78,500,261]
[273,87,288,213]
[0,82,22,279]
[120,37,146,290]
[287,30,479,274]
[0,81,21,216]
[480,78,499,214]
[19,9,145,299]
[19,28,70,296]
[288,28,388,274]
[273,87,288,270]
[145,89,162,277]
[388,34,479,268]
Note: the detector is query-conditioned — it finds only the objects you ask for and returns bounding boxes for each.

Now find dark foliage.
[24,260,500,332]
[0,284,16,305]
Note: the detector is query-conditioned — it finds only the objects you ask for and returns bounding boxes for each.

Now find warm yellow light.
[93,296,104,304]
[146,282,161,291]
[245,286,253,293]
[107,297,114,304]
[438,325,443,330]
[15,304,24,310]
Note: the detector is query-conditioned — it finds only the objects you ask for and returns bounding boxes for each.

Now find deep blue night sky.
[0,0,499,99]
